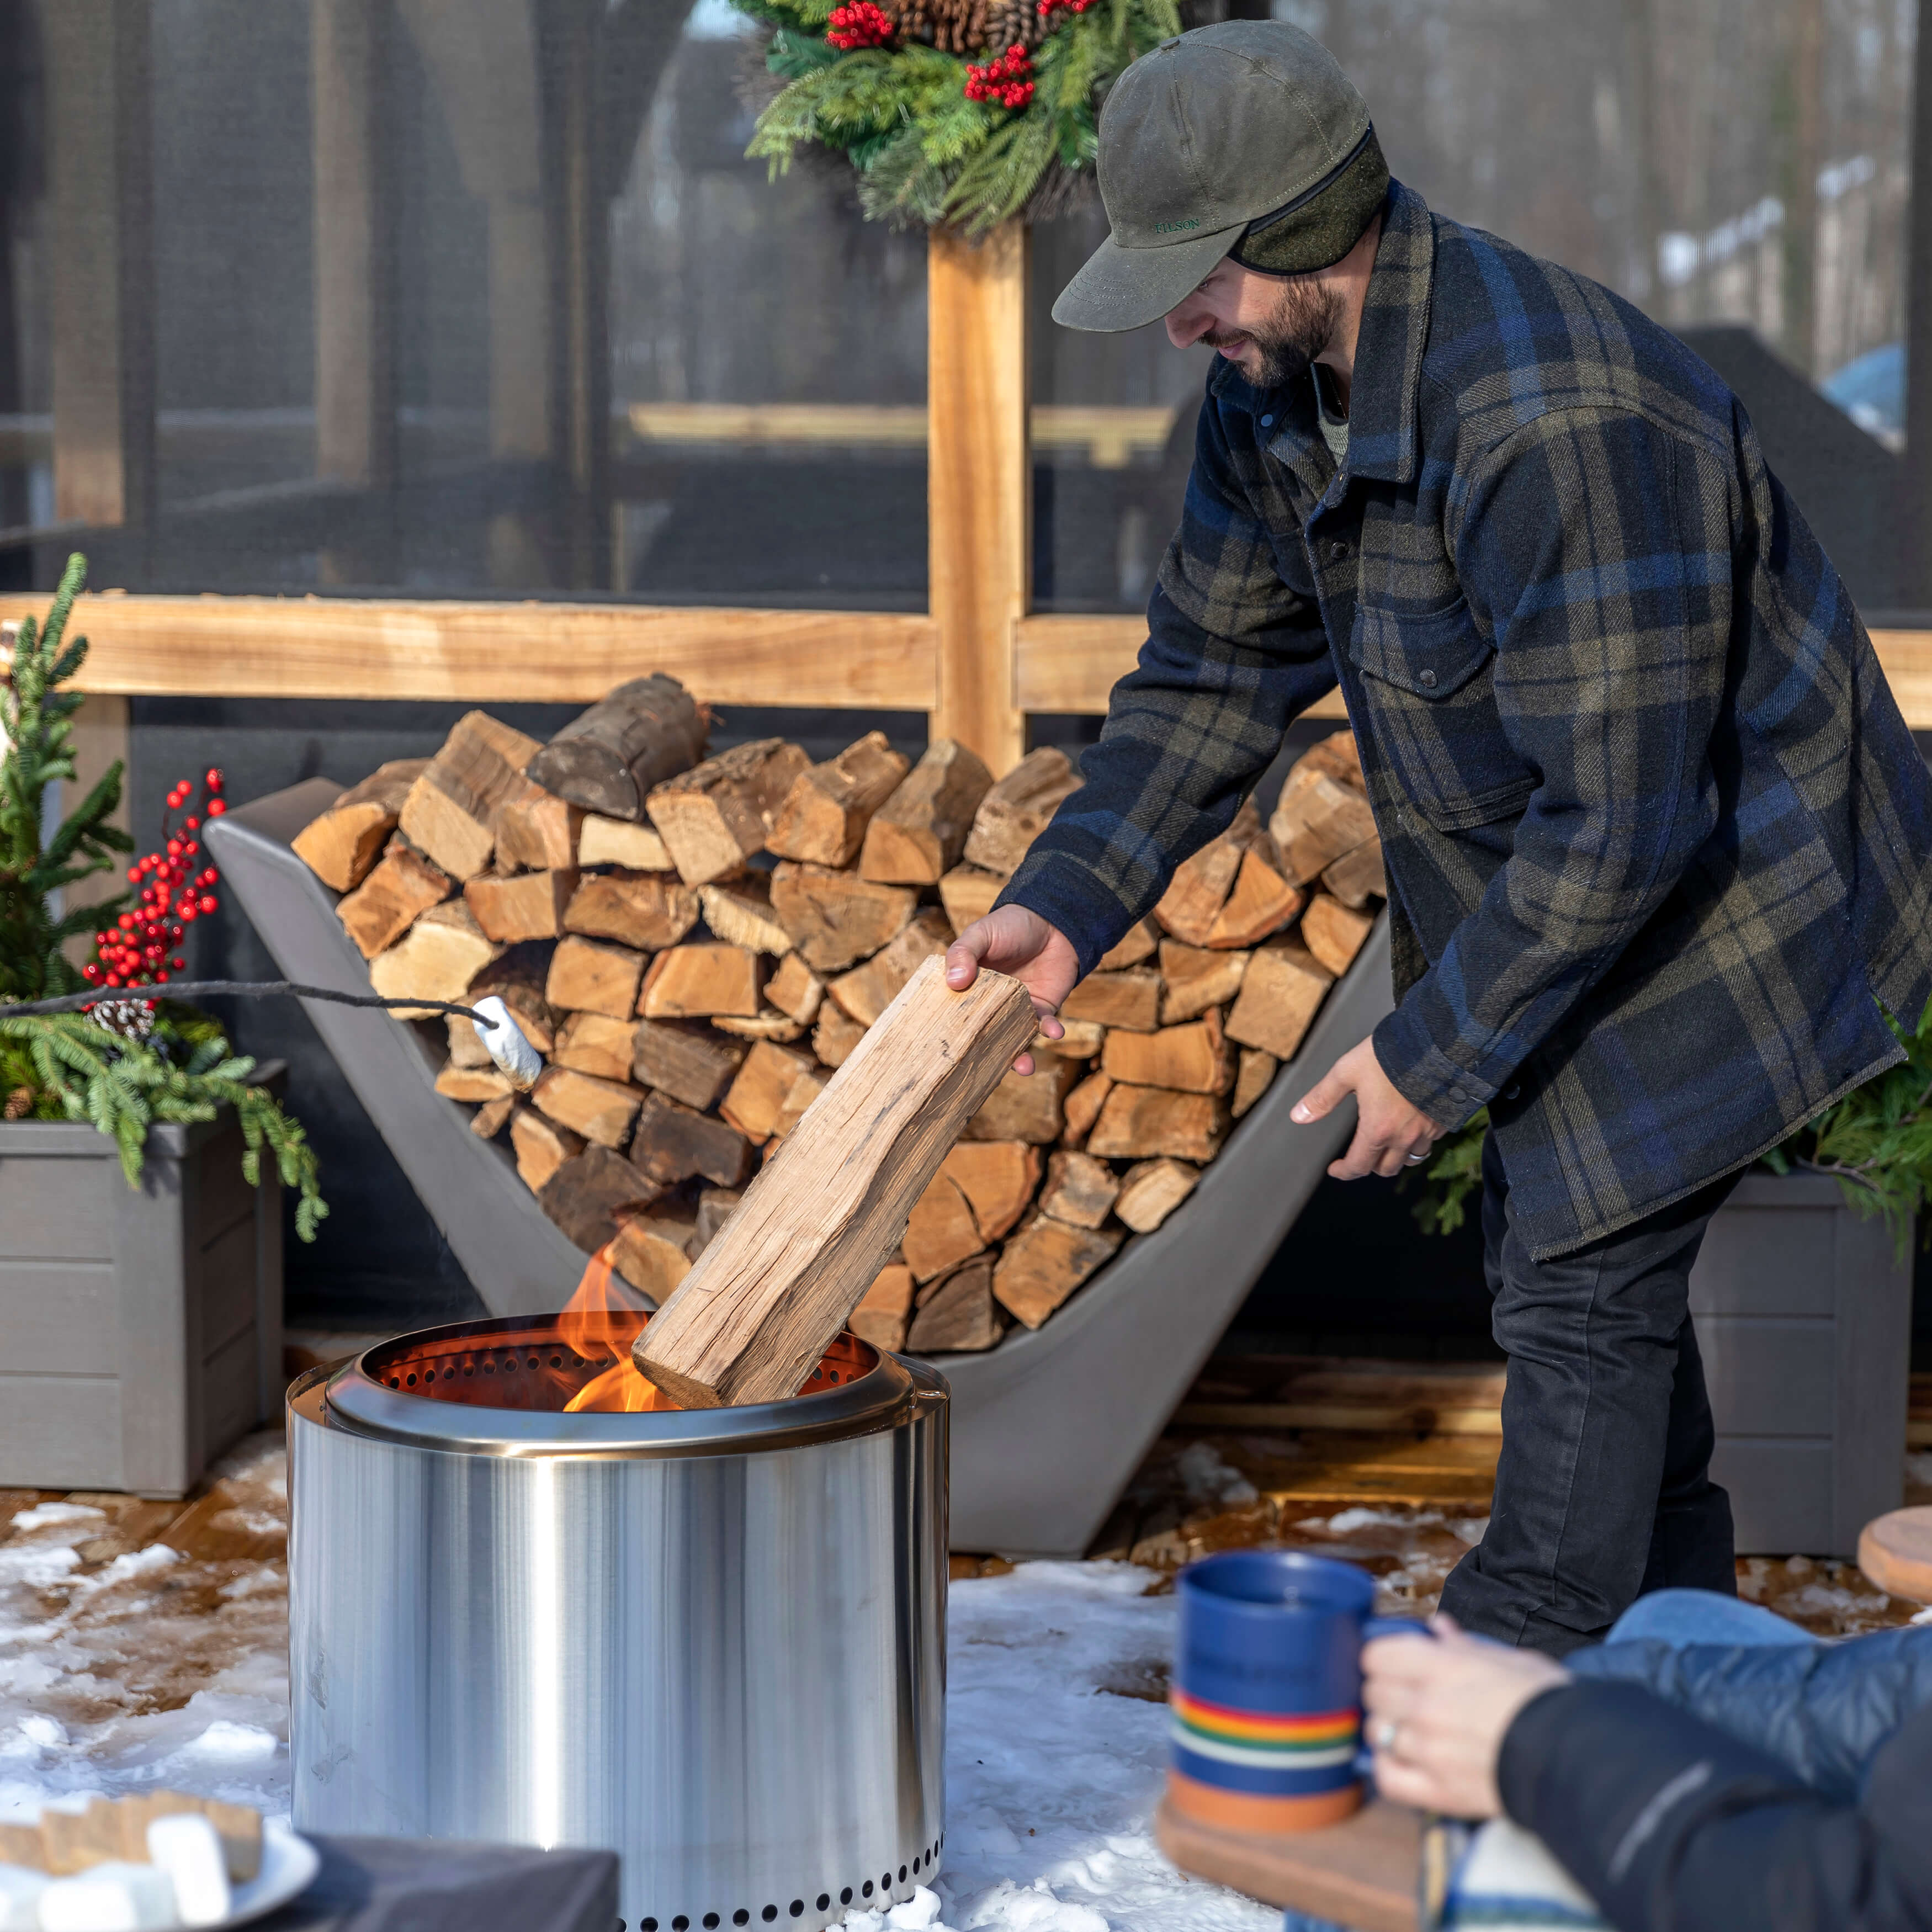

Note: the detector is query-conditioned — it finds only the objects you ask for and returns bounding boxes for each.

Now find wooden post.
[928,223,1029,773]
[44,0,155,535]
[60,696,133,964]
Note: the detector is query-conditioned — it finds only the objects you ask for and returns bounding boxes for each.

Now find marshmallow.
[35,1860,176,1930]
[146,1813,231,1927]
[0,1865,45,1930]
[470,996,543,1090]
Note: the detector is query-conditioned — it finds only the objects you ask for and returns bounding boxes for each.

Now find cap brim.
[1050,222,1246,333]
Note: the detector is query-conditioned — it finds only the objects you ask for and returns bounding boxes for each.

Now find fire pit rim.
[305,1313,932,1460]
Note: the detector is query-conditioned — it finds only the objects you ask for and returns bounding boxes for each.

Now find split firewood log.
[293,758,427,891]
[1320,837,1386,909]
[1160,940,1249,1024]
[646,738,811,885]
[937,864,1004,935]
[720,1038,819,1143]
[511,1106,583,1195]
[1301,892,1376,977]
[905,1256,1005,1354]
[1095,918,1159,971]
[1114,1157,1200,1233]
[633,1017,746,1112]
[633,958,1035,1405]
[826,909,952,1028]
[368,901,502,1016]
[1060,967,1160,1032]
[1224,935,1335,1061]
[578,815,674,871]
[611,1208,699,1300]
[962,1054,1079,1144]
[769,1064,829,1141]
[1033,1017,1104,1060]
[524,673,709,821]
[464,868,577,944]
[1086,1085,1230,1163]
[434,1063,512,1105]
[765,953,824,1025]
[398,712,544,882]
[1060,1069,1113,1150]
[537,1144,658,1253]
[849,1261,916,1352]
[858,739,994,884]
[698,877,793,955]
[938,1140,1041,1241]
[813,1004,866,1068]
[1270,766,1378,886]
[962,745,1080,875]
[531,1065,644,1148]
[1206,846,1304,948]
[1101,1009,1235,1096]
[1153,799,1262,945]
[902,1169,985,1282]
[564,871,699,951]
[690,1187,742,1260]
[551,1011,639,1084]
[638,943,763,1020]
[1299,728,1365,788]
[1232,1048,1278,1118]
[769,862,917,973]
[446,1010,493,1069]
[629,1092,753,1190]
[545,936,647,1020]
[1039,1149,1119,1230]
[493,778,581,873]
[712,1012,807,1043]
[337,837,452,958]
[766,730,911,867]
[471,1095,514,1139]
[992,1213,1122,1329]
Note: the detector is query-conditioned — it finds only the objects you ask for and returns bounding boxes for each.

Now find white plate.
[207,1821,321,1929]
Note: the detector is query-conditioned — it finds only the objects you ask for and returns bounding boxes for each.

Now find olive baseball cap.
[1053,20,1388,333]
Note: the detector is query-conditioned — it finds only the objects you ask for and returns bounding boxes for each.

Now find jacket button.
[1328,540,1351,562]
[1260,413,1274,428]
[1447,1084,1468,1103]
[1418,667,1438,688]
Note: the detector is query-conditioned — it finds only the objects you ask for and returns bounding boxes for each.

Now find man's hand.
[1362,1617,1571,1819]
[945,906,1081,1075]
[1292,1035,1445,1179]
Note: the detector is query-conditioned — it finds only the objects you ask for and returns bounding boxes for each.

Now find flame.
[558,1243,681,1414]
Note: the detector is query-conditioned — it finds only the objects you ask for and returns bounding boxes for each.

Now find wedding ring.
[1404,1154,1427,1165]
[1371,1718,1400,1753]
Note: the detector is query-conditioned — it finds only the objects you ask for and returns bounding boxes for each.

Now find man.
[944,19,1932,1653]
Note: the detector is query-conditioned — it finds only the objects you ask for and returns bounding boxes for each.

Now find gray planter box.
[0,1072,286,1496]
[1691,1171,1912,1557]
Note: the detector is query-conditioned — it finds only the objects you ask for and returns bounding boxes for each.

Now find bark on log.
[765,730,911,867]
[962,745,1080,876]
[293,757,426,891]
[336,836,452,957]
[398,711,544,882]
[632,1017,745,1112]
[769,862,917,973]
[524,673,709,821]
[631,957,1036,1407]
[564,871,699,951]
[544,935,647,1019]
[858,739,994,884]
[646,738,810,885]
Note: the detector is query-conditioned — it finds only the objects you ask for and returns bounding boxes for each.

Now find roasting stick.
[0,981,545,1090]
[633,956,1038,1409]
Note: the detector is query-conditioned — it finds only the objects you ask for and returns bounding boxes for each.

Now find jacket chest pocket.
[1349,599,1535,832]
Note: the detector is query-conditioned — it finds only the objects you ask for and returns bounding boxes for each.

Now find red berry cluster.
[1036,0,1095,18]
[965,43,1034,108]
[83,769,227,992]
[826,1,895,48]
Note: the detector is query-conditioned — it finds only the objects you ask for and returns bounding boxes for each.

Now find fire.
[559,1244,681,1414]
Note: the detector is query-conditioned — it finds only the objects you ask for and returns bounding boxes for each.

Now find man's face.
[1164,258,1345,389]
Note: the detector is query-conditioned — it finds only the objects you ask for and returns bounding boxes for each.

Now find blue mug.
[1169,1549,1424,1834]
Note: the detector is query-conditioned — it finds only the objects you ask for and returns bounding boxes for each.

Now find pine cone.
[984,0,1043,49]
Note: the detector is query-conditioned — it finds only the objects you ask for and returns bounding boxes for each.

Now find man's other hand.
[945,906,1081,1075]
[1362,1616,1570,1819]
[1292,1034,1445,1178]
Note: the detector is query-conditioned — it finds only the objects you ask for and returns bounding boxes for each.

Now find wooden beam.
[0,595,937,709]
[45,0,155,533]
[1018,612,1932,731]
[928,224,1028,772]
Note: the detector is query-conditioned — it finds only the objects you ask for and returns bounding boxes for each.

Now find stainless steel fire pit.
[288,1317,948,1932]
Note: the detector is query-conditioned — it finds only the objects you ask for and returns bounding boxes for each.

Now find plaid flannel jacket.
[1002,179,1932,1259]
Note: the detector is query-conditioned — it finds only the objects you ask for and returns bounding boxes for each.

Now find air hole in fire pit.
[762,1907,777,1922]
[861,1884,873,1899]
[732,1909,749,1925]
[815,1897,829,1913]
[643,1919,656,1929]
[898,1866,907,1882]
[839,1891,852,1906]
[703,1914,718,1928]
[672,1918,687,1929]
[789,1902,804,1918]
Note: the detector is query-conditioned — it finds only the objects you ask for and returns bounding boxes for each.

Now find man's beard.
[1203,277,1345,389]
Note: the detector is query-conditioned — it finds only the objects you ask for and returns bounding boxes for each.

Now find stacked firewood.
[292,676,1383,1354]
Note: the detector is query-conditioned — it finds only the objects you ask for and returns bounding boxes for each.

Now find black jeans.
[1437,1133,1742,1655]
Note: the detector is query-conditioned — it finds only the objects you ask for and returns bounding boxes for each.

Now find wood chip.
[962,745,1080,875]
[992,1214,1122,1329]
[858,738,994,884]
[766,730,911,867]
[293,757,426,891]
[544,935,647,1019]
[1114,1156,1199,1233]
[638,942,763,1020]
[1039,1149,1119,1230]
[564,871,700,951]
[1086,1085,1230,1163]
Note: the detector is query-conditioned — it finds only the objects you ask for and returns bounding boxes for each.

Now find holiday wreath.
[733,0,1181,233]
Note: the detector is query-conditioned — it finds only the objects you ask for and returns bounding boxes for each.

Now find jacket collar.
[1205,179,1435,487]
